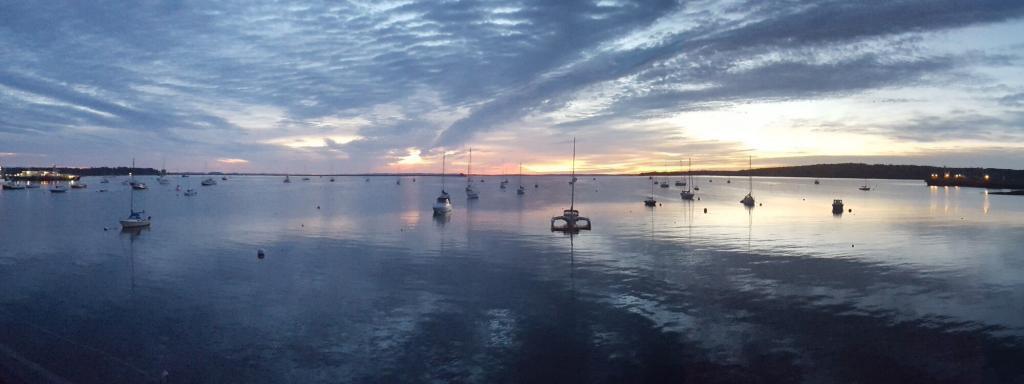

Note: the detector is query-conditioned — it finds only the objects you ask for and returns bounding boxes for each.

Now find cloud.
[217,158,249,164]
[1,0,1023,170]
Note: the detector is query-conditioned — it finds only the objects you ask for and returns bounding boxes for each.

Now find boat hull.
[120,219,151,228]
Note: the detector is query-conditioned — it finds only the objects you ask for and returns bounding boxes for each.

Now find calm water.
[1,175,1023,383]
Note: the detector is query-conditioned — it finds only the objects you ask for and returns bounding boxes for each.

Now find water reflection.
[0,176,1022,383]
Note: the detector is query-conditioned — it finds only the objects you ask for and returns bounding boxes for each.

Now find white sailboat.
[551,138,591,232]
[680,157,695,200]
[121,159,151,229]
[433,153,453,215]
[859,177,871,191]
[49,183,68,193]
[466,148,479,199]
[740,156,755,207]
[644,173,657,206]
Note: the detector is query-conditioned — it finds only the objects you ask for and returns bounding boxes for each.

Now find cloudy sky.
[2,0,1023,174]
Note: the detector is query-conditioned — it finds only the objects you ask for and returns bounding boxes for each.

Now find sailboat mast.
[441,153,446,191]
[570,137,576,210]
[519,162,523,186]
[130,158,135,213]
[468,147,472,181]
[748,156,753,194]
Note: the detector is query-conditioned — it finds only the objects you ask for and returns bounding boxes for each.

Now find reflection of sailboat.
[680,157,695,200]
[740,156,755,207]
[466,148,479,199]
[432,153,453,215]
[551,138,591,232]
[121,159,151,229]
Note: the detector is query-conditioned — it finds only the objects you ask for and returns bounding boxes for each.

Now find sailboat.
[283,174,291,183]
[433,153,453,215]
[201,177,217,186]
[157,159,170,185]
[516,162,526,195]
[466,148,479,199]
[680,158,695,200]
[551,138,591,232]
[660,162,670,188]
[396,164,402,185]
[499,163,508,190]
[121,159,151,229]
[859,177,871,191]
[740,156,755,207]
[675,160,686,186]
[49,182,68,193]
[644,173,657,206]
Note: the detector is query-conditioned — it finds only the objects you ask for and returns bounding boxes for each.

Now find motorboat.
[49,184,68,193]
[71,182,87,189]
[832,199,844,214]
[201,178,217,186]
[184,189,198,197]
[2,181,25,190]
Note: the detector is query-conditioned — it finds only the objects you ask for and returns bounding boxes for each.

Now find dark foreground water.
[1,175,1023,383]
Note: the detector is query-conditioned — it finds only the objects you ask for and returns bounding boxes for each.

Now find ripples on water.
[1,176,1022,383]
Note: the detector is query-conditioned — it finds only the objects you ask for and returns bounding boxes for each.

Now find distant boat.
[283,175,291,183]
[329,177,335,182]
[859,178,871,191]
[49,184,68,193]
[157,177,170,185]
[184,188,197,197]
[201,178,217,186]
[25,183,40,189]
[680,157,695,200]
[675,160,686,186]
[302,177,310,181]
[832,199,844,214]
[71,182,87,189]
[221,176,228,181]
[551,137,591,232]
[466,147,479,199]
[659,162,670,188]
[516,162,526,195]
[433,153,452,215]
[131,181,147,190]
[740,156,755,207]
[814,179,820,185]
[3,181,26,190]
[121,158,151,229]
[645,172,657,207]
[100,178,110,184]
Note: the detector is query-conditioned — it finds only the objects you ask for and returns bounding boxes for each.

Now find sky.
[1,0,1024,174]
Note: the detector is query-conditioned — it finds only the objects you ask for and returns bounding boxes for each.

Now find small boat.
[158,177,170,185]
[660,181,669,188]
[131,182,148,190]
[221,176,228,181]
[814,179,820,185]
[432,154,453,215]
[859,178,871,191]
[201,178,217,186]
[302,177,310,181]
[740,156,755,207]
[181,174,189,178]
[121,159,151,229]
[49,184,68,193]
[2,181,25,190]
[832,199,844,214]
[100,178,110,184]
[25,183,40,189]
[284,175,291,183]
[184,189,197,197]
[70,183,87,189]
[329,177,335,182]
[551,138,591,232]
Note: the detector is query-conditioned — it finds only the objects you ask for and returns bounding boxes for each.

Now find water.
[1,175,1022,383]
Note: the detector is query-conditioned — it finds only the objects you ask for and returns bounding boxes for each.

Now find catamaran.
[551,138,591,232]
[433,153,453,215]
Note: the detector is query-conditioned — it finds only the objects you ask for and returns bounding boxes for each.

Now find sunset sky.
[2,1,1024,174]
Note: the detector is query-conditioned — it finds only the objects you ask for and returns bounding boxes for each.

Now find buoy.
[103,227,109,231]
[848,208,852,213]
[703,208,708,213]
[316,205,320,209]
[257,249,265,259]
[851,244,855,248]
